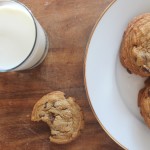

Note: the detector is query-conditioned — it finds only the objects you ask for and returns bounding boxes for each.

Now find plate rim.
[83,0,127,149]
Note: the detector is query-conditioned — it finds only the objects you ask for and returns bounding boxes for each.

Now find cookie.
[138,78,150,127]
[31,91,84,144]
[120,13,150,77]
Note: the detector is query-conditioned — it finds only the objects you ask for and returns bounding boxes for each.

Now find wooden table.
[0,0,124,150]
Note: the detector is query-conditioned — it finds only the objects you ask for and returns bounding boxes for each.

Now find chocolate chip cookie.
[120,13,150,77]
[138,78,150,127]
[31,91,84,144]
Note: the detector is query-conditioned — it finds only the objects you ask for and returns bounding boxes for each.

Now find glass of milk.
[0,0,49,72]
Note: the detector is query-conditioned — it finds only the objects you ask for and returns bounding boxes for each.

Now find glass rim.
[0,0,37,72]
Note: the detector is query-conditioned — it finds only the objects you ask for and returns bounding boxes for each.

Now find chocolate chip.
[39,114,45,118]
[44,102,48,109]
[142,67,150,73]
[127,69,132,74]
[133,44,137,48]
[49,113,55,123]
[145,77,150,85]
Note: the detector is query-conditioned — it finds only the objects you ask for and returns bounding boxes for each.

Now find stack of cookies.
[120,13,150,127]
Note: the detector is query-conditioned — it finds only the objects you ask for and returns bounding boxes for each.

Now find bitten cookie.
[138,78,150,127]
[120,13,150,77]
[31,91,84,144]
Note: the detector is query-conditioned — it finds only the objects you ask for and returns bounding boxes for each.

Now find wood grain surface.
[0,0,124,150]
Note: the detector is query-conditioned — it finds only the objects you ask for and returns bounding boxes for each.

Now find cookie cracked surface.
[31,91,84,144]
[120,13,150,77]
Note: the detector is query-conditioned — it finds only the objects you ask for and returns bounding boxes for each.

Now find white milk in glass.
[0,1,48,71]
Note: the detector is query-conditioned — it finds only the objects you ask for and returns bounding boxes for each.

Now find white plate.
[85,0,150,149]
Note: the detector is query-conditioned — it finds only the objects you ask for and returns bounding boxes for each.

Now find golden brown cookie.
[31,91,84,144]
[120,13,150,77]
[138,78,150,127]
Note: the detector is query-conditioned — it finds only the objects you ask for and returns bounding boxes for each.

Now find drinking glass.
[0,0,49,72]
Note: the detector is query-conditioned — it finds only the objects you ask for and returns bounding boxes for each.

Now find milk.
[0,1,48,71]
